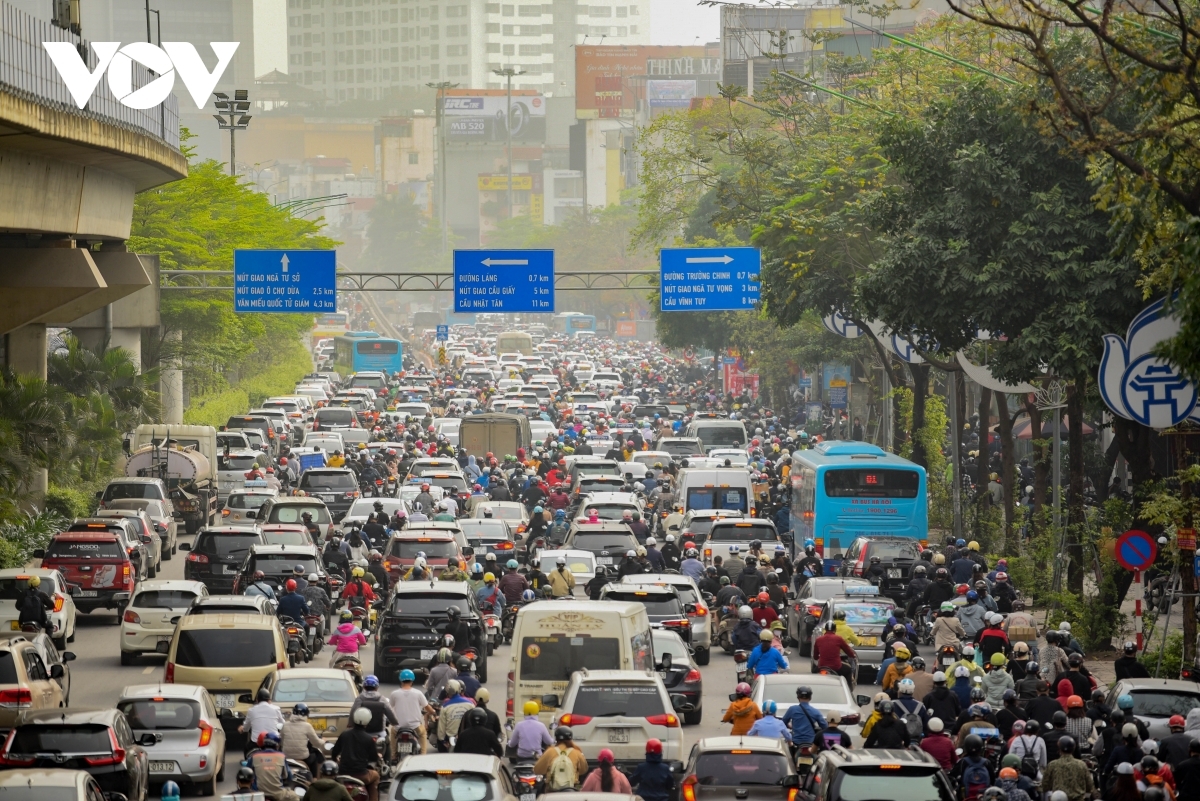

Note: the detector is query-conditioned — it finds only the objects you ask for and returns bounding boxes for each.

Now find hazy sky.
[252,0,721,77]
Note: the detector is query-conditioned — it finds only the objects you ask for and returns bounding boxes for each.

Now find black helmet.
[796,686,813,700]
[1142,755,1161,774]
[963,733,983,756]
[1123,641,1137,655]
[456,656,472,671]
[935,567,949,580]
[447,606,461,619]
[293,703,309,717]
[1045,630,1058,644]
[1143,788,1167,801]
[1023,719,1040,735]
[1058,735,1076,754]
[1091,689,1106,703]
[237,767,256,784]
[256,689,271,703]
[555,726,574,742]
[320,760,340,777]
[466,707,488,729]
[869,556,881,564]
[970,687,986,702]
[911,656,926,670]
[1051,710,1067,727]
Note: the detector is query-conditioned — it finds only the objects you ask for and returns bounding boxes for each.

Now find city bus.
[312,312,350,339]
[496,330,534,356]
[565,314,596,336]
[790,440,927,573]
[333,336,403,375]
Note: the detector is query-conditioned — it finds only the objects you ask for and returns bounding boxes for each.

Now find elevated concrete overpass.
[0,3,187,376]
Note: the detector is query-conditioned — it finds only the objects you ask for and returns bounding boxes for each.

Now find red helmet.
[645,738,663,756]
[757,591,770,603]
[285,579,297,592]
[735,682,751,697]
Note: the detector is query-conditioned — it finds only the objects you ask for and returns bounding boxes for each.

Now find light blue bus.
[789,441,927,572]
[333,336,403,375]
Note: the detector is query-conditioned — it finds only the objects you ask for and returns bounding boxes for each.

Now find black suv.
[601,585,694,644]
[375,582,488,682]
[232,544,328,596]
[295,468,359,520]
[836,536,922,603]
[798,745,954,801]
[563,522,640,573]
[182,527,266,593]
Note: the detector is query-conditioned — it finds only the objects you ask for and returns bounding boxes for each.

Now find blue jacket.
[646,548,666,572]
[630,753,675,801]
[747,715,791,742]
[680,559,705,580]
[747,645,789,676]
[276,592,310,621]
[780,702,827,744]
[457,671,481,698]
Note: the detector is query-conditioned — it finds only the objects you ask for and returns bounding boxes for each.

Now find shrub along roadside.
[184,339,312,428]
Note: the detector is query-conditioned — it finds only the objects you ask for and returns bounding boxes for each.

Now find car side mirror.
[659,652,672,670]
[142,535,153,545]
[179,542,191,551]
[684,603,697,614]
[669,694,694,713]
[139,733,161,746]
[856,695,871,707]
[32,549,44,560]
[62,652,76,662]
[782,775,800,788]
[238,693,255,705]
[540,694,559,708]
[95,491,103,500]
[49,664,64,680]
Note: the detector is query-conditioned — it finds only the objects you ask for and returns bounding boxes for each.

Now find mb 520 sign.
[659,247,761,312]
[234,250,337,313]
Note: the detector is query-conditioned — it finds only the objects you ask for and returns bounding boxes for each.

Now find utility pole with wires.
[492,67,524,220]
[426,81,459,253]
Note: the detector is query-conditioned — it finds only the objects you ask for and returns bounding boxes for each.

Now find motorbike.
[716,610,737,654]
[483,611,502,655]
[792,741,818,776]
[385,476,400,498]
[333,652,365,690]
[914,605,933,646]
[279,616,311,665]
[395,727,421,760]
[303,613,324,655]
[336,775,369,801]
[733,649,749,684]
[939,644,959,670]
[501,601,525,644]
[510,761,542,801]
[1181,655,1200,682]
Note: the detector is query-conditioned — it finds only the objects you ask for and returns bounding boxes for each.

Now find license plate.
[858,636,877,646]
[215,693,236,708]
[149,762,176,772]
[398,742,414,755]
[607,729,629,744]
[157,635,172,643]
[76,590,97,598]
[887,568,903,578]
[420,649,436,660]
[309,627,317,636]
[521,794,535,801]
[597,557,613,565]
[310,717,328,732]
[943,656,956,665]
[796,756,813,767]
[223,565,239,574]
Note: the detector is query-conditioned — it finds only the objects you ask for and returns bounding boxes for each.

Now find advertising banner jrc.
[442,90,546,142]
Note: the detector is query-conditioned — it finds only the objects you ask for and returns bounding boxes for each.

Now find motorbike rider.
[865,555,887,587]
[698,566,722,598]
[932,602,968,650]
[17,576,52,632]
[660,534,682,571]
[507,700,553,759]
[343,566,378,607]
[813,621,857,684]
[795,542,823,582]
[923,567,956,608]
[306,761,353,801]
[475,572,505,614]
[679,547,704,581]
[365,551,390,589]
[724,545,747,577]
[302,512,323,545]
[455,655,481,698]
[426,648,458,701]
[414,483,436,514]
[781,685,828,745]
[436,680,475,750]
[832,609,861,646]
[584,566,609,600]
[361,513,388,551]
[905,565,932,617]
[302,573,331,633]
[443,606,473,652]
[244,570,277,601]
[747,629,789,675]
[498,559,529,604]
[454,707,503,756]
[389,669,433,755]
[241,688,286,744]
[630,739,675,801]
[731,605,762,651]
[764,572,787,607]
[1114,640,1151,679]
[323,537,350,577]
[350,674,399,749]
[332,708,381,801]
[327,610,368,667]
[249,732,299,801]
[644,537,666,571]
[736,562,766,597]
[281,703,327,773]
[547,556,576,597]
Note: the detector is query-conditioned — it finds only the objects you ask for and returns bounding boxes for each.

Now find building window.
[486,2,500,11]
[617,26,626,35]
[519,44,540,55]
[616,5,626,15]
[487,42,500,52]
[487,22,500,32]
[518,4,541,15]
[503,43,514,54]
[629,4,638,13]
[590,6,611,16]
[502,24,513,34]
[502,4,514,14]
[629,24,637,33]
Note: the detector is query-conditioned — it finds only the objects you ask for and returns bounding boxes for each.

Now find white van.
[506,600,652,724]
[675,467,755,515]
[684,418,749,453]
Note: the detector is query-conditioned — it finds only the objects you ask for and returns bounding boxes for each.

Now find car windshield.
[652,634,691,663]
[695,753,790,786]
[578,480,624,494]
[709,524,777,542]
[807,583,869,601]
[477,506,523,521]
[660,440,701,457]
[574,463,618,477]
[388,540,458,559]
[603,592,682,617]
[254,555,318,574]
[686,487,748,512]
[1129,690,1200,717]
[195,532,260,558]
[387,595,470,616]
[272,676,357,704]
[583,504,636,520]
[103,483,161,501]
[427,476,468,492]
[760,679,848,706]
[459,521,509,538]
[219,455,260,471]
[395,773,493,801]
[867,541,921,560]
[45,539,124,559]
[831,768,953,801]
[119,699,202,730]
[133,590,201,609]
[263,530,311,546]
[0,578,53,600]
[300,472,356,490]
[519,635,621,680]
[315,409,355,424]
[226,494,272,510]
[269,505,331,524]
[174,628,277,667]
[569,532,638,551]
[572,684,664,717]
[10,725,112,754]
[0,652,18,683]
[833,602,895,625]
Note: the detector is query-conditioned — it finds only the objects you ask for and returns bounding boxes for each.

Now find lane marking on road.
[143,666,155,674]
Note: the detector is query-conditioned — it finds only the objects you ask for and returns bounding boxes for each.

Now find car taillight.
[853,560,863,576]
[52,594,64,613]
[198,720,214,747]
[684,669,702,683]
[687,604,707,617]
[84,730,125,767]
[807,604,823,617]
[662,619,689,629]
[0,689,31,709]
[123,565,132,586]
[278,661,286,671]
[558,713,591,726]
[787,788,798,801]
[222,509,230,517]
[124,610,141,624]
[703,547,711,559]
[186,552,209,564]
[506,671,515,718]
[646,713,679,727]
[682,775,698,801]
[165,662,174,682]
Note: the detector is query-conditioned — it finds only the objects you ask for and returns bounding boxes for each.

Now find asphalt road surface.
[66,535,883,796]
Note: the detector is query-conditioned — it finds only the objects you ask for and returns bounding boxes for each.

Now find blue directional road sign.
[436,325,449,341]
[234,250,336,313]
[659,247,760,312]
[454,250,554,313]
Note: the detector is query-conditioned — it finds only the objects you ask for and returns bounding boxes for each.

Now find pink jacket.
[328,623,367,654]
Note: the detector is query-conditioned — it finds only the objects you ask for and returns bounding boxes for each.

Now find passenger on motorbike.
[17,576,51,632]
[245,570,278,601]
[932,602,967,650]
[277,580,311,622]
[813,621,857,684]
[249,732,300,801]
[328,610,368,667]
[731,605,762,651]
[281,703,327,773]
[305,761,353,801]
[747,629,789,676]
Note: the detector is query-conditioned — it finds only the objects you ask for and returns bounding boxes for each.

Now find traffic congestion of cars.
[3,315,1197,801]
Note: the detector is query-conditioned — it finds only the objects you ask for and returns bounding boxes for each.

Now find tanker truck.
[124,425,219,534]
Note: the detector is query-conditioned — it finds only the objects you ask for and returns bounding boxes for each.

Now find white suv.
[550,670,685,770]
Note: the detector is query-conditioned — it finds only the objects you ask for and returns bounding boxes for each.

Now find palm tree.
[0,371,69,500]
[48,335,160,429]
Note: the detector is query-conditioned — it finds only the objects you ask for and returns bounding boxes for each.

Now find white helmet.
[308,573,319,582]
[646,537,656,546]
[665,534,675,543]
[353,707,373,726]
[414,556,427,569]
[738,605,752,620]
[1058,621,1071,632]
[729,545,740,554]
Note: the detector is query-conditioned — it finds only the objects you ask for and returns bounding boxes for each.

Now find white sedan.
[120,579,209,664]
[0,569,77,649]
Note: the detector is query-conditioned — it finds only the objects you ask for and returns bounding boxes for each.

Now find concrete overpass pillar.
[161,329,184,424]
[4,323,48,509]
[109,328,142,370]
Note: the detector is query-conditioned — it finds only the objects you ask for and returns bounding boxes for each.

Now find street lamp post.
[492,67,524,220]
[426,80,459,254]
[213,90,252,177]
